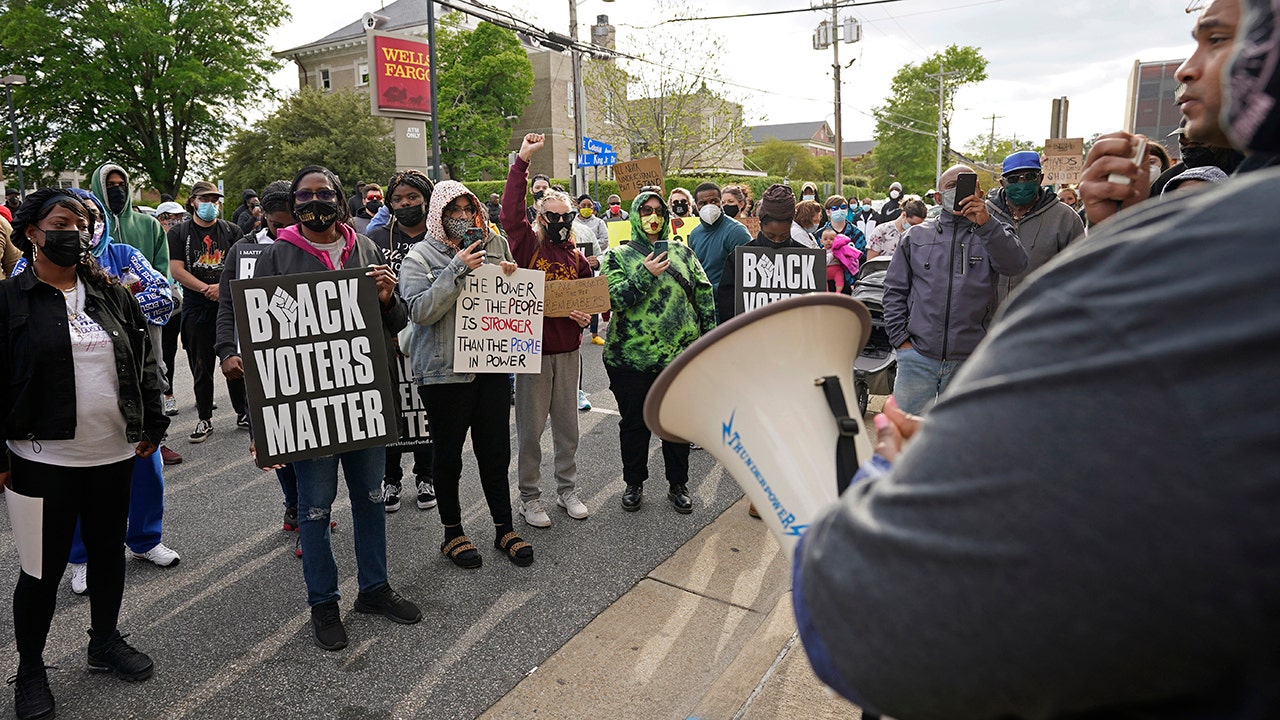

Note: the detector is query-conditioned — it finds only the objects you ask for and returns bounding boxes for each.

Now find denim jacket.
[399,230,513,385]
[0,270,169,470]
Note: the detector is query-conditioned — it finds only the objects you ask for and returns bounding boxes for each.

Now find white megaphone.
[645,294,874,556]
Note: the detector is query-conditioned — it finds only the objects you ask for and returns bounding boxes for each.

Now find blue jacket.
[688,214,752,291]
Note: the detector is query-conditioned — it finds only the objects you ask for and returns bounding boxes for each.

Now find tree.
[0,0,284,195]
[584,3,748,174]
[434,17,534,181]
[963,132,1039,171]
[218,88,395,196]
[747,139,824,180]
[867,45,988,193]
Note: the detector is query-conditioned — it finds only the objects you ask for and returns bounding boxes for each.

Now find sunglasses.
[828,203,849,211]
[1004,171,1041,184]
[637,206,667,218]
[366,194,383,202]
[294,189,339,203]
[543,211,573,224]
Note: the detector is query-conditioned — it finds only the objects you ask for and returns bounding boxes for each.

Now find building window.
[357,63,369,87]
[320,69,331,90]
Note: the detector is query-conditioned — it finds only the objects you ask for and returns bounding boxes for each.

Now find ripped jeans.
[294,445,388,607]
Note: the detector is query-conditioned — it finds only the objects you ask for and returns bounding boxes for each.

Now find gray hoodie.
[986,187,1085,306]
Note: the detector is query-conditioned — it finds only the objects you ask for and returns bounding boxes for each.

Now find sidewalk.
[480,497,864,719]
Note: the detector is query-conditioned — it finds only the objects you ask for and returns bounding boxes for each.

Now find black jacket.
[0,270,169,470]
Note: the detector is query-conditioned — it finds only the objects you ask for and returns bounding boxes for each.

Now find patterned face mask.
[442,216,472,240]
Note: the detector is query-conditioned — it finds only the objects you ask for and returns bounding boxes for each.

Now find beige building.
[274,0,617,185]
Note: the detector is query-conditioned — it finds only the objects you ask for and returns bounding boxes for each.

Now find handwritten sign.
[1043,137,1085,185]
[387,352,430,448]
[544,275,611,318]
[453,264,545,374]
[232,268,397,468]
[732,247,825,316]
[614,157,664,202]
[606,216,699,246]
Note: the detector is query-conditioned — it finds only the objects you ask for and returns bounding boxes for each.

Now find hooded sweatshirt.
[90,163,169,277]
[10,189,173,325]
[985,186,1085,306]
[601,192,715,372]
[500,156,593,355]
[399,181,514,385]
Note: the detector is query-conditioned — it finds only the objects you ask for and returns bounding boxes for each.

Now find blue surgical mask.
[196,202,218,222]
[861,204,872,213]
[830,209,847,224]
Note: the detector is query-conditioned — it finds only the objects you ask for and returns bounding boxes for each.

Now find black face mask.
[39,229,88,267]
[105,185,129,215]
[532,190,545,201]
[364,200,383,215]
[722,204,741,218]
[294,200,340,232]
[545,218,574,244]
[393,204,425,228]
[671,200,689,216]
[1180,145,1217,168]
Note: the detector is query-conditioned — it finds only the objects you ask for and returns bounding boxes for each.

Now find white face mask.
[698,203,722,225]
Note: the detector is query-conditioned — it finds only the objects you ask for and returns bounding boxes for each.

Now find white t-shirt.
[306,237,344,269]
[8,279,135,467]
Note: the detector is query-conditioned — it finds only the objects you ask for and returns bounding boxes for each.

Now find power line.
[663,0,916,24]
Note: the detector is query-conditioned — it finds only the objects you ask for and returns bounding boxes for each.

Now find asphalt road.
[0,336,746,719]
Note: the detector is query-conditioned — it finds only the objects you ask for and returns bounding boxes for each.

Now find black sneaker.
[236,413,250,430]
[310,601,347,651]
[8,666,54,720]
[354,585,422,624]
[415,481,437,510]
[188,419,212,443]
[87,630,154,681]
[383,483,401,513]
[283,506,298,532]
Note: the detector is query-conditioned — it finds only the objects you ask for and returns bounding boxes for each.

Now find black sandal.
[441,535,482,569]
[495,531,534,567]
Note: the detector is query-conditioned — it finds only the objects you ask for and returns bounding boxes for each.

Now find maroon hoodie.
[501,156,593,355]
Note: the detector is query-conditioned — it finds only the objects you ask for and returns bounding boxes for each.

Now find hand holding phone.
[953,172,978,212]
[652,240,668,256]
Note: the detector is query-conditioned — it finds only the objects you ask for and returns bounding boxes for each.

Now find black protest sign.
[733,247,825,316]
[232,268,397,467]
[388,351,431,448]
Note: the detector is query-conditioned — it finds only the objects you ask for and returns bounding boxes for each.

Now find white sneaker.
[133,543,181,567]
[520,498,552,528]
[70,563,88,595]
[557,493,589,520]
[577,390,592,411]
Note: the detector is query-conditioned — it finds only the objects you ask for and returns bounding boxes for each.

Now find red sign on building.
[371,33,431,117]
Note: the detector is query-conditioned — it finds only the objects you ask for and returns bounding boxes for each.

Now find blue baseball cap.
[1002,150,1042,175]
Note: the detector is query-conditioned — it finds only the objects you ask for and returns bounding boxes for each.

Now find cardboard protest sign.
[605,216,699,246]
[614,157,664,202]
[232,268,397,468]
[387,352,430,448]
[1043,137,1085,185]
[453,264,545,374]
[544,275,611,317]
[733,247,825,316]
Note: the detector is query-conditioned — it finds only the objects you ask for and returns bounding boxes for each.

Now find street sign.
[577,153,617,167]
[582,137,612,155]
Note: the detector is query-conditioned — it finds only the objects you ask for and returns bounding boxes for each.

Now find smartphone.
[1107,136,1148,186]
[463,227,486,246]
[953,172,978,212]
[652,240,668,256]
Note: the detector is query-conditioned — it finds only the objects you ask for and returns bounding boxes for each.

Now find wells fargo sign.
[369,32,431,117]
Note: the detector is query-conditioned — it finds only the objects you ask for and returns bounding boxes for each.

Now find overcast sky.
[273,0,1198,153]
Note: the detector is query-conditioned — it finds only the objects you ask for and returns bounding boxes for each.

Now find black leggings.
[606,365,689,488]
[418,374,512,528]
[11,454,134,669]
[182,315,246,421]
[162,312,181,394]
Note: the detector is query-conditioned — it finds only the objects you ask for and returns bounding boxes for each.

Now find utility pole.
[569,0,586,196]
[426,0,442,182]
[925,66,962,186]
[813,8,860,195]
[984,113,1003,167]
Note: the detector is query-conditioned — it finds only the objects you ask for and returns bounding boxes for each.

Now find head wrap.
[758,183,796,222]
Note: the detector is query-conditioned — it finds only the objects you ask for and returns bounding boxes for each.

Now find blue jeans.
[277,463,298,510]
[293,446,388,607]
[892,346,965,415]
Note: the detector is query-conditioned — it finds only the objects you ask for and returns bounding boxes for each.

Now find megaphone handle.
[816,376,861,494]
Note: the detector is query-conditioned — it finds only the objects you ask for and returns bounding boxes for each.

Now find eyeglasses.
[637,206,666,218]
[194,193,222,203]
[1004,171,1041,184]
[543,211,573,223]
[828,203,849,211]
[447,202,477,215]
[294,189,339,203]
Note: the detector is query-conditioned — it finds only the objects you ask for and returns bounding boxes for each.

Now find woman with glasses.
[252,165,422,651]
[499,133,596,530]
[601,190,715,514]
[399,180,534,570]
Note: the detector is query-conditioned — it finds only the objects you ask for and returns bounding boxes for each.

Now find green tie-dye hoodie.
[601,191,716,372]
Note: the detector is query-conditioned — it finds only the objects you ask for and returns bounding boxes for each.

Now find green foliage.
[0,0,284,195]
[218,88,395,199]
[869,45,988,193]
[963,133,1039,171]
[435,17,534,181]
[746,139,824,179]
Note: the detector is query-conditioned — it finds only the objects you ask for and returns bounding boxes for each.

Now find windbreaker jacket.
[986,187,1085,305]
[883,210,1027,361]
[400,181,514,385]
[91,163,170,277]
[0,270,169,470]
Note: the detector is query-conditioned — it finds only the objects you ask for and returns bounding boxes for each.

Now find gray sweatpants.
[515,349,580,502]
